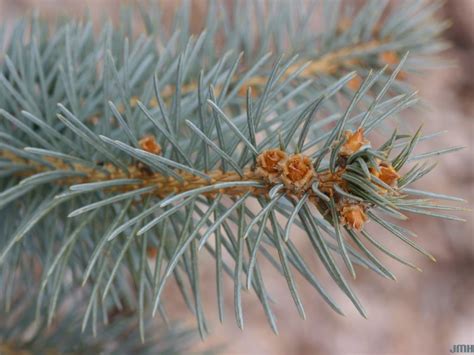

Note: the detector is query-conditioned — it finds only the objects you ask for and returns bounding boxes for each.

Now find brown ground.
[0,1,472,354]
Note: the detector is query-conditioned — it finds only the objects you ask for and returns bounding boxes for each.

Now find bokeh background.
[0,1,472,354]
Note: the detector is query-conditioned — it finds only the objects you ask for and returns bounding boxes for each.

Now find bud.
[371,162,400,188]
[139,135,162,155]
[279,154,315,192]
[317,168,347,197]
[256,149,288,183]
[340,128,368,156]
[339,203,368,231]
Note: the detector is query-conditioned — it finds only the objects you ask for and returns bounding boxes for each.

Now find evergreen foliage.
[0,0,465,349]
[0,283,197,354]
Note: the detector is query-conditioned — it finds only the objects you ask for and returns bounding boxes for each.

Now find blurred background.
[0,1,472,354]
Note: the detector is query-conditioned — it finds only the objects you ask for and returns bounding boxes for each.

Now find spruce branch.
[0,68,465,333]
[0,0,465,341]
[131,0,448,105]
[0,283,198,354]
[0,0,447,125]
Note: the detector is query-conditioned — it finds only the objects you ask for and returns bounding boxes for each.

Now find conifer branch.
[0,0,463,342]
[0,283,198,354]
